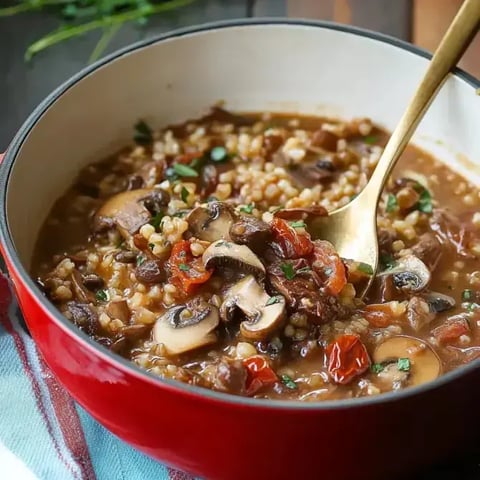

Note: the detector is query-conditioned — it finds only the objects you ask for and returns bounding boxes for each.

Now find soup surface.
[34,108,480,401]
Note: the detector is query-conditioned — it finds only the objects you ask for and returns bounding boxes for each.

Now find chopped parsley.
[95,289,109,302]
[148,243,155,250]
[150,212,164,230]
[181,186,189,203]
[289,220,306,229]
[417,189,433,213]
[189,157,203,170]
[364,135,378,145]
[386,194,398,213]
[280,262,296,280]
[239,203,255,214]
[210,146,229,162]
[371,363,384,374]
[133,120,153,145]
[165,167,179,182]
[215,240,231,248]
[173,163,199,177]
[173,210,188,218]
[357,262,373,275]
[397,358,411,372]
[467,303,479,312]
[380,253,396,270]
[462,289,474,301]
[136,255,146,266]
[281,374,298,390]
[266,296,282,306]
[178,263,190,272]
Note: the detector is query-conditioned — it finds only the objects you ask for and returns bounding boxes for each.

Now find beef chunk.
[229,216,272,253]
[411,232,442,270]
[65,302,99,336]
[215,360,247,394]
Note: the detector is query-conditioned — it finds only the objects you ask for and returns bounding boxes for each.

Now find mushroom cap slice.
[94,188,153,239]
[220,275,286,340]
[423,291,455,313]
[203,240,266,279]
[373,335,441,387]
[378,254,431,293]
[152,301,219,355]
[186,202,235,242]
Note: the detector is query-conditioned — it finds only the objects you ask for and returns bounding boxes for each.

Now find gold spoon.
[310,0,480,297]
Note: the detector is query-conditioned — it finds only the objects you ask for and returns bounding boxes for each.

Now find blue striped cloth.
[0,272,195,480]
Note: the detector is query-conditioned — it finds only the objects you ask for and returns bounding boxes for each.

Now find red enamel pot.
[1,20,480,480]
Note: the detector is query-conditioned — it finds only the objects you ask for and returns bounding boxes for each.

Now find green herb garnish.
[136,255,146,266]
[386,194,398,213]
[371,363,384,374]
[173,210,188,218]
[215,240,230,248]
[165,167,179,182]
[280,262,296,280]
[467,303,479,312]
[281,374,298,390]
[133,120,153,145]
[462,289,474,301]
[417,189,433,213]
[397,358,411,372]
[364,135,378,145]
[0,0,196,62]
[189,157,203,170]
[181,186,189,203]
[239,203,255,214]
[289,220,306,229]
[150,212,164,230]
[95,289,109,302]
[266,296,282,306]
[178,263,190,271]
[210,146,228,162]
[148,243,155,250]
[380,253,396,270]
[173,163,199,177]
[357,262,373,275]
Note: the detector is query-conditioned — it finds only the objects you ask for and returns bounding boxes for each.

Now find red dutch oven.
[1,20,480,480]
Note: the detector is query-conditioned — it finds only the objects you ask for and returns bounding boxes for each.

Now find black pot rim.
[1,18,479,411]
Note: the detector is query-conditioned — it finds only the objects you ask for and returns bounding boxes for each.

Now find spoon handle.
[364,0,480,201]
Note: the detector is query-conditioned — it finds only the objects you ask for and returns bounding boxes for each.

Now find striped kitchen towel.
[0,271,196,480]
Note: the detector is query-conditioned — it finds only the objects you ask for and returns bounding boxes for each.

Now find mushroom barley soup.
[34,107,480,401]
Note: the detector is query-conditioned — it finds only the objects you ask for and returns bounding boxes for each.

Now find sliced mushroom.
[70,269,95,303]
[220,275,286,340]
[378,254,431,293]
[152,300,219,355]
[373,336,441,387]
[186,202,235,242]
[229,216,272,253]
[94,188,153,239]
[106,300,131,323]
[423,291,455,313]
[203,240,265,279]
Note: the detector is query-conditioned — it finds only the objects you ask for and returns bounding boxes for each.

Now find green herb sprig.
[0,0,196,62]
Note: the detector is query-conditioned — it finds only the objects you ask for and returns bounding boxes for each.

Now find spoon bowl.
[310,0,480,297]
